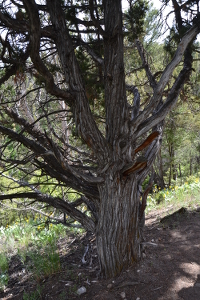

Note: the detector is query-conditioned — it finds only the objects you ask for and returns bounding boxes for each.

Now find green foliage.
[0,219,69,256]
[155,192,166,205]
[162,99,200,183]
[22,285,42,300]
[144,5,160,44]
[0,168,81,228]
[0,219,82,290]
[27,243,60,281]
[164,26,182,58]
[0,253,9,291]
[75,46,105,122]
[125,0,149,41]
[147,174,200,213]
[0,273,9,292]
[0,253,8,273]
[0,198,69,289]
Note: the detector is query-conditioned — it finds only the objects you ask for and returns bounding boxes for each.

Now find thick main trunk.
[96,172,142,278]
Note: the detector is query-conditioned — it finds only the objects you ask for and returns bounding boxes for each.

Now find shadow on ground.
[178,274,200,300]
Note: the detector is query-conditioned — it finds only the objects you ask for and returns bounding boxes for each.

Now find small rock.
[65,281,73,286]
[136,298,140,300]
[137,269,140,272]
[142,252,146,258]
[107,283,113,289]
[120,291,126,298]
[77,286,87,295]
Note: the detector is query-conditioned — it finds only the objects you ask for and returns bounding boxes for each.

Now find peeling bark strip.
[134,131,159,154]
[122,160,147,177]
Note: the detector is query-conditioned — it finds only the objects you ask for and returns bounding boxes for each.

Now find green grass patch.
[26,240,61,281]
[146,174,200,213]
[0,218,84,291]
[22,285,42,300]
[0,253,9,291]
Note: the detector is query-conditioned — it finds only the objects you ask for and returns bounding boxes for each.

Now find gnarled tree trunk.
[96,172,141,277]
[0,0,199,280]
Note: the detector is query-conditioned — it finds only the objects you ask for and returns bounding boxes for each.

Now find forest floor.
[0,205,200,300]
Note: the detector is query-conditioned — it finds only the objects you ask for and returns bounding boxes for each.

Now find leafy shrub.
[27,243,60,281]
[0,253,9,291]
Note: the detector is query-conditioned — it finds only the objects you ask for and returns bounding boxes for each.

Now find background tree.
[0,0,200,278]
